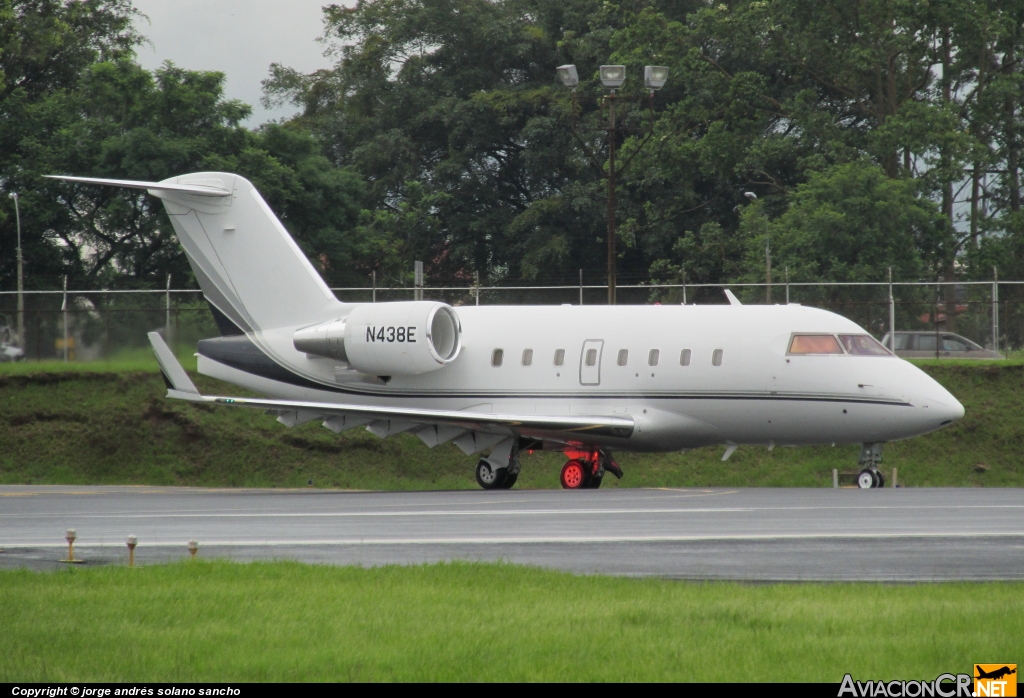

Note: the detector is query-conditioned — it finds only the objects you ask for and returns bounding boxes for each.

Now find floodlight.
[556,64,579,88]
[644,65,669,90]
[599,65,626,88]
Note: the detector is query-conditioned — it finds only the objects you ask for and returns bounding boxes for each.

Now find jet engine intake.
[293,301,462,375]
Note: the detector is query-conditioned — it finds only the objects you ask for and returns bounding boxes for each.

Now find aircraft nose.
[927,385,965,425]
[942,394,965,423]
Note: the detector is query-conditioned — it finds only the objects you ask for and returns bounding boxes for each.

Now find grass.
[1,359,1023,489]
[0,560,1019,682]
[0,346,197,375]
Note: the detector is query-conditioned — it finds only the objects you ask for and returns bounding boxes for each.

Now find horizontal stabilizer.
[147,332,199,394]
[45,175,231,197]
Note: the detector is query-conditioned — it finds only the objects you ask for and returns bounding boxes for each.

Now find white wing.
[148,333,633,453]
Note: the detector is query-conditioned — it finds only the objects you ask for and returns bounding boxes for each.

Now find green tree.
[1,0,372,293]
[739,160,953,286]
[264,0,628,285]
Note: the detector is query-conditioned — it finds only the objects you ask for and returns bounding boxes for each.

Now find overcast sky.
[131,0,346,125]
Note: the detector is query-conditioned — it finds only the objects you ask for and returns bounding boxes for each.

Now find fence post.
[992,266,999,354]
[888,267,895,350]
[785,266,790,305]
[61,275,68,362]
[579,269,583,306]
[475,271,480,306]
[371,271,376,303]
[414,261,423,301]
[682,270,686,305]
[165,273,172,349]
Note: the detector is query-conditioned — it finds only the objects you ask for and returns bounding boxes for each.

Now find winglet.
[721,442,738,461]
[724,289,742,306]
[147,332,199,394]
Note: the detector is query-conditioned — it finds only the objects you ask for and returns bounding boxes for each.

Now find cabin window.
[617,349,628,366]
[554,349,565,366]
[522,349,534,366]
[648,349,660,366]
[585,348,598,367]
[491,349,504,367]
[788,334,844,355]
[712,349,724,366]
[839,334,891,356]
[680,349,691,366]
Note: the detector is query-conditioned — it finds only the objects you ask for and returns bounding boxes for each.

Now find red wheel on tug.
[560,460,586,489]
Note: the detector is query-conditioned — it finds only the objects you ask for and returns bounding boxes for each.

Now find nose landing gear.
[559,450,623,489]
[856,443,885,489]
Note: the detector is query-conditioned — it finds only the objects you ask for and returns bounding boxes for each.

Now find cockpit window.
[839,334,891,356]
[788,334,844,355]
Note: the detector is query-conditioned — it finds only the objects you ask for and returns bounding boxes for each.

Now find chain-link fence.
[2,279,1022,362]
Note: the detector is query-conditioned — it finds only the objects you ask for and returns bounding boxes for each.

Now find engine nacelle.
[293,301,462,375]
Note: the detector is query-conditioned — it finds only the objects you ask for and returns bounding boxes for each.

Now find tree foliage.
[3,0,1024,294]
[0,0,368,291]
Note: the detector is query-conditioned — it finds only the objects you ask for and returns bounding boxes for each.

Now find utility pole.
[557,64,667,306]
[606,92,618,305]
[8,193,24,348]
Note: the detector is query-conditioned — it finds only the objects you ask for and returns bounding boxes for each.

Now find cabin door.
[579,339,604,386]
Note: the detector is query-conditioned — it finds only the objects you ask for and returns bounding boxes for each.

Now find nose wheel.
[857,468,885,489]
[856,443,886,488]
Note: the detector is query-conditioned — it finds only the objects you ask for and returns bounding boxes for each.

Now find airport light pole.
[8,192,24,348]
[557,64,668,304]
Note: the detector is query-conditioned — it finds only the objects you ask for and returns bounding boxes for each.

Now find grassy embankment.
[1,353,1022,488]
[1,560,1020,682]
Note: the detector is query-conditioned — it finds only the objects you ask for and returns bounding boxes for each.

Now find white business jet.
[49,173,965,490]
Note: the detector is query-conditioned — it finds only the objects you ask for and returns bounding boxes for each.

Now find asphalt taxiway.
[2,486,1022,580]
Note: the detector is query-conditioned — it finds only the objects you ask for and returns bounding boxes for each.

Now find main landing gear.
[475,439,521,490]
[560,450,623,490]
[476,458,518,490]
[856,443,885,489]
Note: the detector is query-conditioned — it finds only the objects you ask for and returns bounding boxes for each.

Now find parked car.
[0,316,25,362]
[880,331,1002,359]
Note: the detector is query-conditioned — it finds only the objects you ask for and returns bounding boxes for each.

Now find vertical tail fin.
[48,173,344,333]
[154,173,343,332]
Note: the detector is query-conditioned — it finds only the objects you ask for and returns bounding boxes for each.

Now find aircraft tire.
[476,459,507,490]
[583,473,603,489]
[873,470,885,488]
[500,472,518,489]
[560,460,586,489]
[857,469,876,489]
